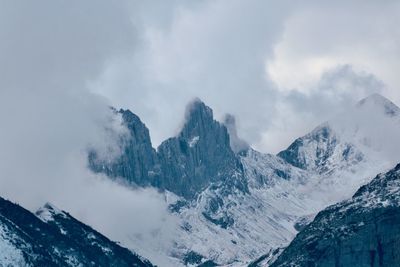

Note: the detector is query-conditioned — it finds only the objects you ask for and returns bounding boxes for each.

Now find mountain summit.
[89,95,400,266]
[279,93,400,175]
[357,93,400,117]
[182,98,214,134]
[91,98,247,199]
[158,99,246,199]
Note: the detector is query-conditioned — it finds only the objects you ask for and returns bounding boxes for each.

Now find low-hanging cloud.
[90,0,299,150]
[1,2,400,265]
[0,1,176,265]
[259,65,385,153]
[89,0,400,154]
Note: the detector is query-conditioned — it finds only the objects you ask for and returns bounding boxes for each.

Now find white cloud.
[90,0,298,149]
[91,0,400,154]
[0,1,176,265]
[267,1,400,99]
[258,65,385,153]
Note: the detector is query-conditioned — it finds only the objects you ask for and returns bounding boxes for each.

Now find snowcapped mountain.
[89,93,400,266]
[277,93,400,205]
[271,163,400,267]
[279,94,400,175]
[0,196,153,266]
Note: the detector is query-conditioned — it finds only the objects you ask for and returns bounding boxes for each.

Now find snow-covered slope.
[89,93,400,266]
[166,94,400,266]
[271,163,400,267]
[278,94,400,204]
[0,197,153,267]
[169,94,400,265]
[168,149,311,265]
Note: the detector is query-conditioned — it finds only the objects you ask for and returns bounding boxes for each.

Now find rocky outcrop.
[270,163,400,267]
[157,99,247,199]
[89,109,161,187]
[0,197,153,266]
[91,99,247,200]
[223,113,249,153]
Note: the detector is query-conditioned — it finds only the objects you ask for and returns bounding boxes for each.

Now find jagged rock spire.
[223,113,249,153]
[90,99,248,199]
[157,98,247,199]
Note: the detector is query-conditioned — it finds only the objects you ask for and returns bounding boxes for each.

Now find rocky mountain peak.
[92,99,247,200]
[157,99,247,199]
[118,109,153,145]
[89,108,159,187]
[223,114,249,153]
[277,94,400,175]
[184,98,213,123]
[277,123,363,174]
[357,93,400,117]
[180,98,217,140]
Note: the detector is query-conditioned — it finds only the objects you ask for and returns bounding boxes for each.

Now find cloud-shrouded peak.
[357,93,400,117]
[223,114,249,153]
[179,98,219,140]
[183,98,214,125]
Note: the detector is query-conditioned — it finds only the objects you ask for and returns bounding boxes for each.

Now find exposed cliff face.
[223,113,249,154]
[88,94,400,266]
[89,109,160,187]
[157,99,247,199]
[91,100,247,200]
[0,197,153,267]
[271,163,400,267]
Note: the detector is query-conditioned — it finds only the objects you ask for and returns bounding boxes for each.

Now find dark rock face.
[91,100,247,200]
[0,197,153,267]
[157,100,246,199]
[89,109,161,187]
[183,251,218,266]
[270,164,400,267]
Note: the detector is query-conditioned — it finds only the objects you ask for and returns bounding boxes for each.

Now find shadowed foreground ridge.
[0,197,153,267]
[271,163,400,267]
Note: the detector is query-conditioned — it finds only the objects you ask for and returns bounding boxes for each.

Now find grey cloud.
[0,1,176,265]
[0,0,135,91]
[223,114,249,153]
[90,0,400,155]
[287,65,384,118]
[258,65,386,153]
[90,0,299,149]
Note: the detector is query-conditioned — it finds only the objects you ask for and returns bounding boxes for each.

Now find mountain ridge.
[270,162,400,267]
[90,98,248,200]
[0,196,154,267]
[88,93,400,266]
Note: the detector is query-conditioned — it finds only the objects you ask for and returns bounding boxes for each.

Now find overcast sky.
[86,0,400,153]
[1,1,399,154]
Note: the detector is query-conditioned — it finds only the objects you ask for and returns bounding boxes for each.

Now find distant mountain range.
[88,93,400,266]
[2,93,399,266]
